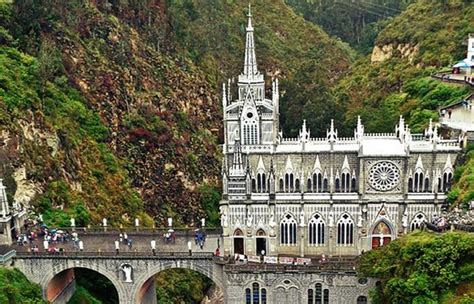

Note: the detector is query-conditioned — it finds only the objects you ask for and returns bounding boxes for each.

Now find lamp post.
[70,218,76,232]
[151,239,156,256]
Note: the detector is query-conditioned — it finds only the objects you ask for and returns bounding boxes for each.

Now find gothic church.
[219,7,460,257]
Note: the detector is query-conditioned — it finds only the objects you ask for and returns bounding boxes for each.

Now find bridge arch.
[132,259,225,303]
[39,261,127,303]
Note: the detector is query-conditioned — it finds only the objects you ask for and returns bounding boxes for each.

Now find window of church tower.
[307,178,312,193]
[295,179,300,192]
[323,178,328,192]
[279,179,284,192]
[351,177,357,192]
[252,179,256,192]
[437,177,442,192]
[308,214,325,245]
[337,214,354,245]
[280,214,297,245]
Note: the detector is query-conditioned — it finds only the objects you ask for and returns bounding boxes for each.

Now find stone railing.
[24,227,223,236]
[15,251,216,259]
[0,249,16,265]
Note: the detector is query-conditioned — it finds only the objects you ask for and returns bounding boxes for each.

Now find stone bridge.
[14,252,223,304]
[7,230,374,304]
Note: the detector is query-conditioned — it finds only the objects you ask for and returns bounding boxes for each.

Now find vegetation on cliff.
[155,269,213,303]
[335,0,473,134]
[359,231,474,304]
[0,268,46,304]
[165,0,353,136]
[286,0,415,53]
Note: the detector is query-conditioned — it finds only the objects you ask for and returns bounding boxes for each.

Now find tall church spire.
[243,3,259,80]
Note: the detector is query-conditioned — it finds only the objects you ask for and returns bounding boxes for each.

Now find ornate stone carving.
[366,160,402,192]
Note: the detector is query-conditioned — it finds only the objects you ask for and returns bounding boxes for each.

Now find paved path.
[13,231,222,255]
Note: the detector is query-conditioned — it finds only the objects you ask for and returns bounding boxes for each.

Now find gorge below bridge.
[7,229,373,304]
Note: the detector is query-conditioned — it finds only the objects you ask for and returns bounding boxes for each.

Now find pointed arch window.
[337,214,354,245]
[307,178,312,193]
[408,177,413,192]
[410,213,426,231]
[252,178,256,192]
[308,214,325,245]
[423,177,430,193]
[335,177,340,193]
[279,178,284,192]
[255,173,267,193]
[443,171,452,192]
[351,177,357,192]
[323,178,328,192]
[247,282,266,304]
[308,283,329,304]
[437,177,442,192]
[295,179,300,192]
[280,214,297,245]
[341,172,350,192]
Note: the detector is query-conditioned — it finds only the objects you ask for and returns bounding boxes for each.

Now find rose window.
[368,162,400,191]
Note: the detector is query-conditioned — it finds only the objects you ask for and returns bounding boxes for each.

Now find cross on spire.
[243,3,259,80]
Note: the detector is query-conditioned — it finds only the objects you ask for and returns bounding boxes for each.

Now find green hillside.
[335,0,473,134]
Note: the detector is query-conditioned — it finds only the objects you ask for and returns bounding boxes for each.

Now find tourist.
[127,239,133,250]
[124,232,128,244]
[215,247,220,257]
[119,233,123,243]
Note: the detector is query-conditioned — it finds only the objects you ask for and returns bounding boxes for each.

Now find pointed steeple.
[243,3,259,80]
[354,115,364,142]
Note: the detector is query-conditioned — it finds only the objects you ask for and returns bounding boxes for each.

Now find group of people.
[16,218,83,254]
[115,233,133,254]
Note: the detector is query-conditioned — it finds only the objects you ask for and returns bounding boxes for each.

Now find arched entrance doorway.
[234,228,244,255]
[46,268,119,303]
[371,221,392,249]
[256,229,267,256]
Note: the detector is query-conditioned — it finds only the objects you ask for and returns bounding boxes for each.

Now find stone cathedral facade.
[219,8,461,258]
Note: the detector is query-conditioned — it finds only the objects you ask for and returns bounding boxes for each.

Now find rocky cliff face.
[371,43,419,63]
[0,0,351,226]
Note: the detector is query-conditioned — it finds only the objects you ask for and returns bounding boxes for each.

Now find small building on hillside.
[452,34,474,78]
[439,94,474,144]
